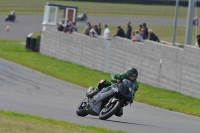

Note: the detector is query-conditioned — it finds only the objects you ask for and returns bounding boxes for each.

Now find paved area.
[0,15,199,133]
[0,15,187,40]
[0,57,200,133]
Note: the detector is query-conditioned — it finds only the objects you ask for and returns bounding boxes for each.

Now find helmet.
[126,67,138,82]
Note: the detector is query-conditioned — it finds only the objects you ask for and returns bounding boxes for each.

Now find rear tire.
[99,101,121,120]
[76,98,88,117]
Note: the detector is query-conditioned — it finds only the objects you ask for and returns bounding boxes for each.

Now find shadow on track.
[86,116,159,128]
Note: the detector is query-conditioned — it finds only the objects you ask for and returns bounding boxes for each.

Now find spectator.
[94,25,98,35]
[69,22,78,34]
[57,22,64,32]
[125,21,132,39]
[83,22,91,34]
[148,29,160,42]
[84,24,91,36]
[113,25,125,38]
[103,24,110,39]
[142,22,148,39]
[66,20,70,27]
[138,24,143,33]
[90,25,98,38]
[63,25,70,33]
[196,35,200,47]
[97,23,101,35]
[140,28,146,39]
[132,30,144,43]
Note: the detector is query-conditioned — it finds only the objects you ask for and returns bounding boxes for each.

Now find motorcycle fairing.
[86,86,116,115]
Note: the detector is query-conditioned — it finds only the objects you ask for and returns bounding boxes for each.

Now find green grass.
[0,0,199,18]
[0,39,200,117]
[1,0,199,132]
[0,110,127,133]
[31,31,42,38]
[3,0,200,45]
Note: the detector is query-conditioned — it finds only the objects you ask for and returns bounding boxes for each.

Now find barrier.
[25,36,41,52]
[40,30,200,98]
[30,38,37,51]
[25,37,31,49]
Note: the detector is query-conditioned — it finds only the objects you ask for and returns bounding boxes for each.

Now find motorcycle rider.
[7,10,15,21]
[87,67,139,117]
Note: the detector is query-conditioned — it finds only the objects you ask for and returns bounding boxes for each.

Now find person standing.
[103,24,110,39]
[196,35,200,47]
[142,22,148,39]
[97,23,101,35]
[83,22,91,34]
[90,25,98,38]
[125,21,132,39]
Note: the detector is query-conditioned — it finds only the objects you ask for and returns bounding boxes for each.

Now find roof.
[47,3,78,10]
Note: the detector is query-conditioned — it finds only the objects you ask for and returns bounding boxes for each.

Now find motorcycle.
[76,12,88,22]
[76,79,133,120]
[5,14,16,22]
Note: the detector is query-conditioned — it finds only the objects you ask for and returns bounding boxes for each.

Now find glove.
[111,79,117,83]
[111,79,120,83]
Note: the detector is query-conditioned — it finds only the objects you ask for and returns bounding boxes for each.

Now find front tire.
[99,101,121,120]
[76,98,88,117]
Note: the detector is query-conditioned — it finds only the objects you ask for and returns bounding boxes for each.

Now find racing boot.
[115,108,123,117]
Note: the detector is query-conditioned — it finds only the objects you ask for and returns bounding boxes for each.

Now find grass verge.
[0,110,127,133]
[0,39,200,117]
[0,0,199,18]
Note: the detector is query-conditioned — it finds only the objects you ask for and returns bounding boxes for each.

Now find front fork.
[105,97,122,108]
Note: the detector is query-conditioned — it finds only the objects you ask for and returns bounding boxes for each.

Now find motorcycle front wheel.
[99,101,121,120]
[76,98,88,117]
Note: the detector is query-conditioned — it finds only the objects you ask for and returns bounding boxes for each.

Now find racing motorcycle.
[76,12,88,21]
[76,79,133,120]
[5,14,16,22]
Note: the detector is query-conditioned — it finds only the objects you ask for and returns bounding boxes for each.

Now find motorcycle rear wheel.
[99,101,121,120]
[76,98,88,117]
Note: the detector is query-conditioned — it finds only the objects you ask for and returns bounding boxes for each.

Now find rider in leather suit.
[87,67,139,117]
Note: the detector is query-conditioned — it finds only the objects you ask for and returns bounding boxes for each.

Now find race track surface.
[0,15,186,40]
[0,58,200,133]
[0,15,199,133]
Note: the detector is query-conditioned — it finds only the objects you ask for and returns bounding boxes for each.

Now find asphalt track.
[0,58,200,133]
[0,15,200,133]
[0,15,187,40]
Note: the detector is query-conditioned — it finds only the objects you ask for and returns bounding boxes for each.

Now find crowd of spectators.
[57,20,78,34]
[57,20,161,44]
[56,20,200,48]
[109,21,160,43]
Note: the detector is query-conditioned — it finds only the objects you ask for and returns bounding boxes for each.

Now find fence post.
[103,39,111,72]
